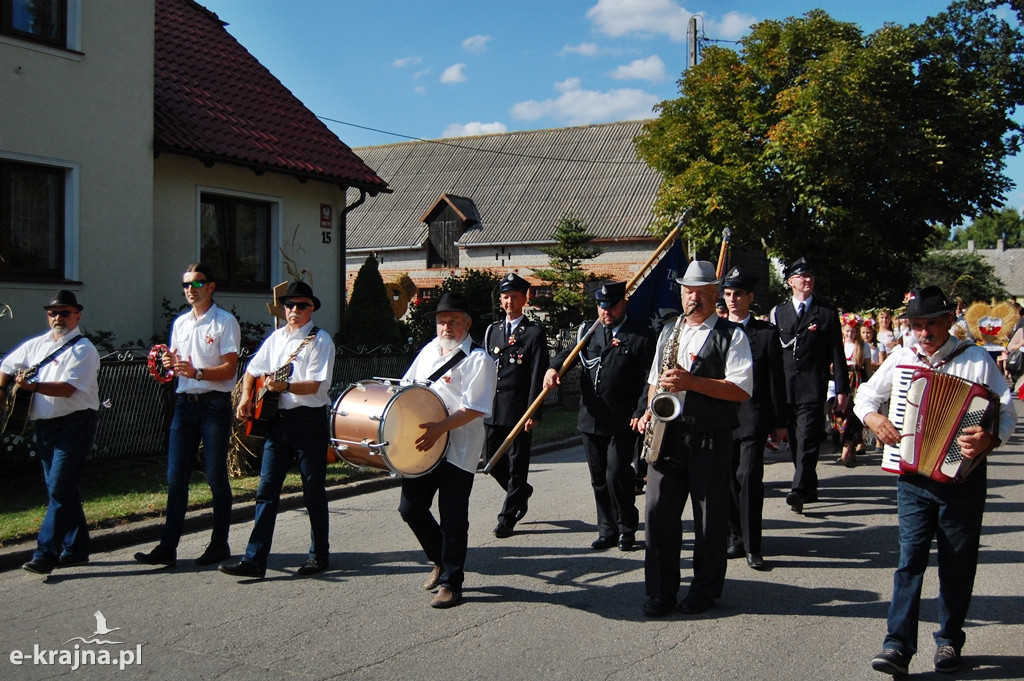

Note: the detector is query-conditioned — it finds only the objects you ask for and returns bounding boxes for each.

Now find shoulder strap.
[427,348,467,383]
[279,326,320,370]
[31,334,85,371]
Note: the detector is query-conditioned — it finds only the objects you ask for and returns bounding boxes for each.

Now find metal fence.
[2,345,417,477]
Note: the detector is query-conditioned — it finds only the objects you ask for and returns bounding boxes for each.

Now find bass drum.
[330,380,449,478]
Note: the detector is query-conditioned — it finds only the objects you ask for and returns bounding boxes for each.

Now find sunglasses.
[182,280,209,289]
[283,302,312,310]
[47,310,75,319]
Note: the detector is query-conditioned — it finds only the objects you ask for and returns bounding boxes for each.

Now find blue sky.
[198,0,1024,213]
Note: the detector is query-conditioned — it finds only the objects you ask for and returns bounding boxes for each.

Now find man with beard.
[855,286,1016,676]
[544,281,656,552]
[2,291,100,575]
[221,281,335,580]
[639,261,752,617]
[484,273,547,538]
[400,293,496,608]
[135,263,239,568]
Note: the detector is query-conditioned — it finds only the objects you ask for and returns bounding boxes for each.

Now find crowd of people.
[2,256,1019,674]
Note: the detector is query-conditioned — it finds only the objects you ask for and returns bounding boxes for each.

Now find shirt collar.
[792,295,813,311]
[916,335,960,366]
[286,319,316,338]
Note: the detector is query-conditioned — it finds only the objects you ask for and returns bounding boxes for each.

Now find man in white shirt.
[220,281,335,580]
[638,261,752,617]
[136,264,240,568]
[1,291,100,575]
[855,286,1016,676]
[400,293,496,608]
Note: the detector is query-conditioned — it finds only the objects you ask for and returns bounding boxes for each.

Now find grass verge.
[0,406,580,546]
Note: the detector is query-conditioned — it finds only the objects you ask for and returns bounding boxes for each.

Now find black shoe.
[219,560,266,579]
[677,594,715,615]
[934,645,961,673]
[591,535,617,550]
[726,544,744,559]
[871,648,910,676]
[22,557,57,575]
[746,553,768,571]
[296,557,329,576]
[195,543,231,566]
[134,545,177,567]
[786,491,804,513]
[493,522,514,539]
[642,597,675,617]
[617,534,635,551]
[58,553,89,568]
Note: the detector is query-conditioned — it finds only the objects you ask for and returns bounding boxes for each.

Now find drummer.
[399,293,496,608]
[221,281,336,580]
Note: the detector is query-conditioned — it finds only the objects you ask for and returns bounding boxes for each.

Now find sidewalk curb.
[0,437,580,572]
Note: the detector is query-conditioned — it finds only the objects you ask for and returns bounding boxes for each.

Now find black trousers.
[788,401,825,498]
[645,423,732,603]
[581,430,639,538]
[486,424,533,525]
[399,461,475,589]
[729,435,766,555]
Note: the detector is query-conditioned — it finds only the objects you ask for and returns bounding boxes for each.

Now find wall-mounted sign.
[320,203,332,229]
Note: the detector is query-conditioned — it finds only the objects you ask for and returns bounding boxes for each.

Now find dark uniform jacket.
[771,297,850,405]
[484,317,548,427]
[551,316,656,436]
[735,317,786,440]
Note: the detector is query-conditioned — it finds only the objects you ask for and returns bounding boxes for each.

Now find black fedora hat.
[279,281,321,311]
[43,290,83,311]
[426,292,473,318]
[898,286,956,319]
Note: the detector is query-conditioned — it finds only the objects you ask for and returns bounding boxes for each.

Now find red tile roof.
[154,0,389,194]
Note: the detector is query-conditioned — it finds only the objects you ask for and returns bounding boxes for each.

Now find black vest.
[681,320,741,432]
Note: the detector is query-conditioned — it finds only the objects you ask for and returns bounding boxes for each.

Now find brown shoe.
[430,585,463,609]
[423,564,442,591]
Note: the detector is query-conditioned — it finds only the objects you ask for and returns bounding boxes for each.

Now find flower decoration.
[508,335,516,345]
[611,338,620,347]
[807,323,819,332]
[841,312,861,328]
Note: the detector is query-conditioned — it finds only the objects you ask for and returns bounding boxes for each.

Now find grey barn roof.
[348,121,662,251]
[946,241,1024,298]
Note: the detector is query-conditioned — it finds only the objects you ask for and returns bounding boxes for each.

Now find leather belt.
[179,391,230,403]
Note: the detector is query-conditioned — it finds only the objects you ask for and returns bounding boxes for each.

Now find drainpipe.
[338,189,368,325]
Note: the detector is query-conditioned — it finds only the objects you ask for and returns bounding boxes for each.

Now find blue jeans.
[33,409,99,562]
[883,469,986,657]
[161,392,233,549]
[399,461,475,589]
[242,407,329,568]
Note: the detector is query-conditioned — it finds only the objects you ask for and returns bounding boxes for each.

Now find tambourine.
[147,344,174,383]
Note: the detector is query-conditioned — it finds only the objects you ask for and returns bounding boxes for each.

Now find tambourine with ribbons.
[147,344,175,383]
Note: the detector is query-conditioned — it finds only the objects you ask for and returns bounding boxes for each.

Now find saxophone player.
[638,260,753,617]
[543,282,655,552]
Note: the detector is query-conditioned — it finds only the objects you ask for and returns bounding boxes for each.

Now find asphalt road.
[2,420,1023,681]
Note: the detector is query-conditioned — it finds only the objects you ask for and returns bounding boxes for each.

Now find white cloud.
[414,69,431,80]
[462,34,491,53]
[561,42,602,57]
[586,0,754,42]
[511,78,659,125]
[392,56,422,68]
[441,63,467,83]
[610,55,666,81]
[414,85,427,95]
[442,121,509,138]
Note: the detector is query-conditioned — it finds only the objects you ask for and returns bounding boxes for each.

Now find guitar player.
[1,291,100,576]
[135,263,240,569]
[221,281,335,580]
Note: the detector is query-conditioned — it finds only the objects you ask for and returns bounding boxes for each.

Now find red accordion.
[898,367,1000,483]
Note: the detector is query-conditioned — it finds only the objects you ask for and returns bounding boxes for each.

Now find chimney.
[997,238,1005,251]
[967,240,975,251]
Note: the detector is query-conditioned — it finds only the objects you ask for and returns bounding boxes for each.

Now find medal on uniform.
[493,346,501,354]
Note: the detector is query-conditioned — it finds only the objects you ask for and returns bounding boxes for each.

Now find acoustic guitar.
[1,369,38,436]
[245,363,294,438]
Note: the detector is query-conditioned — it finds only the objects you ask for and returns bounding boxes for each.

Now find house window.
[0,159,64,282]
[200,193,271,291]
[416,288,436,304]
[1,0,67,47]
[529,286,552,303]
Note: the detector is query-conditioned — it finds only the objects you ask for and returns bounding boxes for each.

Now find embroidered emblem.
[443,374,452,383]
[205,334,215,345]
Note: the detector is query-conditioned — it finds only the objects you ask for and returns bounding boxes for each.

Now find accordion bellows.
[898,367,999,483]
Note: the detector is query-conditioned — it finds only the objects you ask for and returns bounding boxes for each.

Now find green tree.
[338,255,404,348]
[910,250,1008,304]
[946,206,1024,249]
[531,211,604,331]
[406,269,503,349]
[635,2,1024,311]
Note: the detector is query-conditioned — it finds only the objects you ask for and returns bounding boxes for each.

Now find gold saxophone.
[640,304,696,464]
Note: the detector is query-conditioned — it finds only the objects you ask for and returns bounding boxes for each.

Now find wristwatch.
[195,369,204,381]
